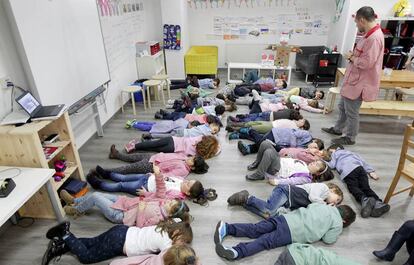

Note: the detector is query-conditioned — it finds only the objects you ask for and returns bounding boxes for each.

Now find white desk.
[227,62,292,85]
[0,166,61,226]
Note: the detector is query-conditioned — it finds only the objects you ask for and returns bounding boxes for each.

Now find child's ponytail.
[163,244,198,265]
[156,220,193,245]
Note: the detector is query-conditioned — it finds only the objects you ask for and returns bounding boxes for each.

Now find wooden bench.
[360,100,414,117]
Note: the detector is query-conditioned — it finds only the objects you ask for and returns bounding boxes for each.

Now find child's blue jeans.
[244,185,289,218]
[99,172,150,195]
[74,192,124,223]
[64,224,128,264]
[227,216,292,259]
[238,112,271,122]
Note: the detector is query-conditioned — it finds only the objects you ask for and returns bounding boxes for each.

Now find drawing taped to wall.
[164,25,181,50]
[97,0,144,17]
[188,0,300,9]
[211,12,328,40]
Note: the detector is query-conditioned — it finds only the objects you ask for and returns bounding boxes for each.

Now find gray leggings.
[107,152,153,174]
[254,140,281,179]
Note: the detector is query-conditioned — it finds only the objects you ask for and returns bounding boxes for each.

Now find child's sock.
[214,221,227,244]
[96,165,111,179]
[215,243,238,260]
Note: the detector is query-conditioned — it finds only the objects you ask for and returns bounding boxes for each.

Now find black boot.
[403,248,414,265]
[42,239,69,265]
[373,231,406,261]
[46,221,70,240]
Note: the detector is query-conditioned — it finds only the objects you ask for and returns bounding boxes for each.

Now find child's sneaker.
[124,139,139,153]
[214,221,227,244]
[239,127,250,134]
[215,243,238,260]
[237,141,251,155]
[361,197,376,218]
[125,119,136,129]
[228,132,240,140]
[63,205,81,217]
[370,200,390,217]
[227,190,249,206]
[167,99,175,104]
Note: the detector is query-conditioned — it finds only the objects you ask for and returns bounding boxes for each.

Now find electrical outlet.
[0,76,11,89]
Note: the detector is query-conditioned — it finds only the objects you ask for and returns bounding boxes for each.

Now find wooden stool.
[121,85,146,115]
[143,80,165,109]
[384,123,414,203]
[151,74,171,99]
[323,87,340,114]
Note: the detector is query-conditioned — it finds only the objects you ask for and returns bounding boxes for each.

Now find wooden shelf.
[44,141,71,162]
[52,165,78,190]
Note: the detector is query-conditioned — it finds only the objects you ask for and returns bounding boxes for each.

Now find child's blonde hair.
[163,245,198,265]
[327,183,344,204]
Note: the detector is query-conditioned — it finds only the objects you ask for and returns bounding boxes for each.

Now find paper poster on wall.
[163,24,181,50]
[97,0,144,17]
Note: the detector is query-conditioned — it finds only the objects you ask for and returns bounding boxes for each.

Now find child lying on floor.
[279,144,324,164]
[225,118,310,134]
[231,127,321,156]
[243,140,333,182]
[86,166,217,205]
[42,219,192,265]
[276,86,325,100]
[214,203,356,260]
[287,95,324,113]
[228,109,302,123]
[324,144,390,218]
[106,147,209,176]
[227,182,343,218]
[275,243,361,265]
[61,165,193,224]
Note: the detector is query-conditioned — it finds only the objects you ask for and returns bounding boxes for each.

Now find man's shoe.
[227,190,249,206]
[360,197,376,218]
[331,136,355,145]
[371,200,390,217]
[321,127,342,136]
[246,172,265,181]
[46,222,70,240]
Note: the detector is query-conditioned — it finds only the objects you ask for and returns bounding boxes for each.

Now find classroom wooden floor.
[0,70,413,265]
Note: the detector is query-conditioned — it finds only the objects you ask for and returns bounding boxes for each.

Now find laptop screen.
[17,92,40,114]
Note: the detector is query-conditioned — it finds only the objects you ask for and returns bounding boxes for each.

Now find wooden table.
[0,166,61,226]
[335,68,414,89]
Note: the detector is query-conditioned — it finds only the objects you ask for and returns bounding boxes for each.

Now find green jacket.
[184,86,213,98]
[287,243,362,265]
[283,203,343,244]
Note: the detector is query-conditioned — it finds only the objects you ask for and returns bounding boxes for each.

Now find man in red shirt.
[322,6,384,145]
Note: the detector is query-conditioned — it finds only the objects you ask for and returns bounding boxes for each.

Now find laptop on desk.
[16,92,66,120]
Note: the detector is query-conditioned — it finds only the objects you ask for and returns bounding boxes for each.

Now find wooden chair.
[384,123,414,203]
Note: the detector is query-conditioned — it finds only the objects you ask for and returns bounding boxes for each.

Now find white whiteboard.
[7,0,110,107]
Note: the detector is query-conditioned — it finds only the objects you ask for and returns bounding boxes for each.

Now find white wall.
[0,1,28,121]
[0,0,162,148]
[188,0,335,67]
[71,0,163,147]
[160,0,189,79]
